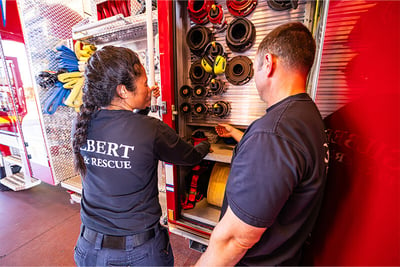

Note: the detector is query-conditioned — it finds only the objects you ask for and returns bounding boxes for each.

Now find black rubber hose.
[209,79,224,95]
[190,59,212,84]
[180,103,192,114]
[186,25,213,56]
[194,103,208,114]
[212,101,230,117]
[225,56,254,85]
[193,85,207,97]
[180,85,192,98]
[267,0,298,11]
[226,17,256,52]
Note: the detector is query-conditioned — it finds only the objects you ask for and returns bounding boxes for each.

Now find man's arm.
[195,206,266,266]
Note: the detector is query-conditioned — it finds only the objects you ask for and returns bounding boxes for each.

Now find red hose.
[227,0,257,17]
[188,0,215,24]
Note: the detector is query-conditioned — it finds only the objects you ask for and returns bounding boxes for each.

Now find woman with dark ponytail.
[72,46,210,266]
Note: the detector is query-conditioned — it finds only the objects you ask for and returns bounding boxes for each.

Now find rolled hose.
[186,25,213,56]
[194,103,208,115]
[209,79,224,95]
[180,102,192,114]
[204,42,224,59]
[179,85,192,98]
[208,4,225,24]
[212,101,230,117]
[188,0,215,24]
[180,79,224,98]
[227,0,257,17]
[267,0,298,11]
[226,17,256,52]
[225,56,254,85]
[207,162,230,207]
[193,85,207,97]
[189,59,212,84]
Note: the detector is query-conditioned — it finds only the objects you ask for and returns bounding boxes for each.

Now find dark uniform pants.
[74,224,174,266]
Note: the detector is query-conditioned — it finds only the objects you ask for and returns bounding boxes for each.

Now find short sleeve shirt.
[221,93,328,265]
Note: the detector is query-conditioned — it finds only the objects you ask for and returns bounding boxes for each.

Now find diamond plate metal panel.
[93,0,144,19]
[18,0,84,184]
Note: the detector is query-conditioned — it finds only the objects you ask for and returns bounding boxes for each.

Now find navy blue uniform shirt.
[221,93,329,265]
[80,109,210,236]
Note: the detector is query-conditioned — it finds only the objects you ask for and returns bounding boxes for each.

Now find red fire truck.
[1,0,398,265]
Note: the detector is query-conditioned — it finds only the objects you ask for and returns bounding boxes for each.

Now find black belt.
[82,225,156,250]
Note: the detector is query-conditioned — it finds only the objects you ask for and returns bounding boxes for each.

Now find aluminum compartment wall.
[313,1,376,118]
[175,0,314,128]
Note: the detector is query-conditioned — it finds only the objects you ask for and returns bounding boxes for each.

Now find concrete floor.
[0,182,201,266]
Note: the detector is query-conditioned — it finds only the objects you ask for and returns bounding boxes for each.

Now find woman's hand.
[151,83,160,98]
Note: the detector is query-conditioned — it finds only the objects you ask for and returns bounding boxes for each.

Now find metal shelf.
[72,11,158,44]
[204,143,234,164]
[61,175,82,194]
[182,198,221,227]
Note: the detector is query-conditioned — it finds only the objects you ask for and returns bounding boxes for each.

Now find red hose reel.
[207,4,224,24]
[188,0,215,24]
[227,0,257,17]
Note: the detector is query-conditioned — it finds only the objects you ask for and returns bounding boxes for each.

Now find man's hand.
[215,124,234,138]
[215,124,244,142]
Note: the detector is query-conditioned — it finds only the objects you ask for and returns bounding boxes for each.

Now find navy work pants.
[74,224,174,266]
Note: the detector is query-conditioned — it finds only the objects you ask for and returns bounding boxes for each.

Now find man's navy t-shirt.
[80,109,209,236]
[221,93,329,265]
